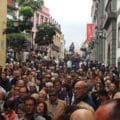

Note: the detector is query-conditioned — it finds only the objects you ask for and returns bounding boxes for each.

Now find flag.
[86,24,93,43]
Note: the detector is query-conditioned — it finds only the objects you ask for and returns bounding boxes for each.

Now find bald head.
[74,81,88,99]
[70,109,94,120]
[113,91,120,99]
[95,99,120,120]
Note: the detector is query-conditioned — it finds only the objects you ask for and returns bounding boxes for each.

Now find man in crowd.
[46,88,66,120]
[95,99,120,120]
[24,96,46,120]
[73,80,96,112]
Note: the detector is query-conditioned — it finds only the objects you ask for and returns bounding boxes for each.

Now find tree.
[18,0,44,22]
[35,23,56,45]
[6,33,28,50]
[17,0,44,11]
[69,42,75,53]
[29,0,44,11]
[20,6,33,20]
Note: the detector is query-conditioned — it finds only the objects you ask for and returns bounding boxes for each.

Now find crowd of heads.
[0,49,120,120]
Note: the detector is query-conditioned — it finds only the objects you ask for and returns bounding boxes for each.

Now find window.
[45,17,48,22]
[111,0,117,12]
[118,28,120,48]
[36,13,39,25]
[41,16,44,23]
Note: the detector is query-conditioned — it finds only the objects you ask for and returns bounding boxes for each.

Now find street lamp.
[13,20,19,27]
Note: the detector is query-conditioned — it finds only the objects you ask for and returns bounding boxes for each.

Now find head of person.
[13,85,20,97]
[13,70,21,79]
[38,90,47,102]
[105,80,112,91]
[3,99,15,114]
[1,72,6,80]
[45,82,53,93]
[31,93,39,103]
[16,80,25,88]
[109,83,116,92]
[66,75,72,84]
[113,89,120,99]
[36,101,48,115]
[95,99,120,120]
[54,79,62,92]
[70,109,94,120]
[16,103,26,119]
[28,82,37,93]
[24,96,36,115]
[49,88,58,103]
[19,87,28,99]
[21,75,28,82]
[74,80,89,100]
[44,74,51,82]
[0,91,5,101]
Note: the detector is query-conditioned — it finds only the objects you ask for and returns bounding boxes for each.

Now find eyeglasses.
[74,87,83,91]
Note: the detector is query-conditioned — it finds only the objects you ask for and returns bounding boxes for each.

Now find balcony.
[103,0,117,29]
[52,44,60,52]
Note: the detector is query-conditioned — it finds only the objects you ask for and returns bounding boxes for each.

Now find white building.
[59,34,65,60]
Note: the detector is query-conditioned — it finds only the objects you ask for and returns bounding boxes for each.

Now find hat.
[49,88,58,96]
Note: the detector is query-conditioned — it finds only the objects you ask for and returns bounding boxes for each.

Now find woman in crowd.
[36,101,51,120]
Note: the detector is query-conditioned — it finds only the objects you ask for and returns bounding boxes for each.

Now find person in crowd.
[53,79,66,100]
[6,85,20,101]
[66,59,72,73]
[15,103,27,120]
[113,89,120,99]
[94,99,120,120]
[24,96,46,120]
[0,91,5,113]
[2,100,17,120]
[108,82,117,99]
[13,86,29,109]
[22,74,30,84]
[91,88,109,108]
[73,80,96,112]
[36,101,51,120]
[27,82,38,94]
[57,105,79,120]
[70,109,94,120]
[45,82,53,93]
[38,89,47,102]
[0,72,11,92]
[15,80,25,88]
[10,70,21,86]
[46,88,66,120]
[31,93,39,104]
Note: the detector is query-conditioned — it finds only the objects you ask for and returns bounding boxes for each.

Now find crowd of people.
[0,49,120,120]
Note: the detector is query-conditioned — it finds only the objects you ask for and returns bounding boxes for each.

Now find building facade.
[7,0,17,19]
[103,0,117,66]
[91,0,106,63]
[60,34,65,60]
[32,6,63,59]
[116,0,120,70]
[91,0,117,66]
[48,20,62,60]
[0,0,7,68]
[32,6,50,48]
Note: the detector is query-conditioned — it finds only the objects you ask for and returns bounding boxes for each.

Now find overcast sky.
[44,0,92,49]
